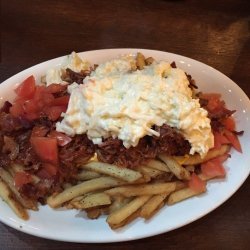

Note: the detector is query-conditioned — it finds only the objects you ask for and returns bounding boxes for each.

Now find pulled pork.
[97,124,191,168]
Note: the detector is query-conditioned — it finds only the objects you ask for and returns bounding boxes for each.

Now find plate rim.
[0,48,249,243]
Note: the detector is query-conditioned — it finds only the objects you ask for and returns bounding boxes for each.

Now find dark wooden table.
[1,0,250,249]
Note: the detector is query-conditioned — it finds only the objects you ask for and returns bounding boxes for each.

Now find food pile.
[0,52,242,229]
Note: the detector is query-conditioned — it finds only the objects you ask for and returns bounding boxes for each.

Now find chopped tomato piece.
[213,132,230,149]
[46,83,67,94]
[15,75,36,99]
[223,117,236,131]
[40,92,55,106]
[33,85,46,102]
[213,153,230,163]
[48,130,72,146]
[9,99,25,117]
[14,172,33,188]
[43,163,58,176]
[188,173,206,192]
[23,99,39,114]
[52,95,70,106]
[201,160,226,178]
[24,112,39,120]
[44,106,67,121]
[224,129,242,153]
[30,137,58,165]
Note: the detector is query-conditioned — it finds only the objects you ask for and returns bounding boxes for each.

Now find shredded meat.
[0,101,12,113]
[59,134,95,167]
[0,112,32,134]
[15,131,41,171]
[97,124,191,168]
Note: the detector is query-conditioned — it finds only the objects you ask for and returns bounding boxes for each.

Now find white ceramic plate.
[0,49,249,243]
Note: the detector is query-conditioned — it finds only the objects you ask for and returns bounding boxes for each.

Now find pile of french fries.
[46,145,228,229]
[0,145,229,228]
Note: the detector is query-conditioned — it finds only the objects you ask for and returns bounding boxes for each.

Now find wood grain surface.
[1,0,250,249]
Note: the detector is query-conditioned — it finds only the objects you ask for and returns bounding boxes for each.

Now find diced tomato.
[31,126,49,137]
[224,129,242,153]
[24,112,40,120]
[188,173,206,192]
[23,99,39,114]
[52,95,70,106]
[30,136,58,165]
[213,153,230,163]
[43,106,67,121]
[14,172,33,188]
[15,75,36,99]
[46,83,67,94]
[9,99,25,117]
[43,163,58,176]
[48,130,72,146]
[33,85,46,102]
[223,117,236,131]
[213,132,230,149]
[41,92,55,106]
[201,160,226,178]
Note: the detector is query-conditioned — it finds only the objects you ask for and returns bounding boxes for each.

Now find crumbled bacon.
[62,68,91,84]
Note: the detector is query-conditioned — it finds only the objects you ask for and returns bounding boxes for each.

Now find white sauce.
[56,54,214,156]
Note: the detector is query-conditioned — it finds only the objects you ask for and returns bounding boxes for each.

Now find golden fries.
[105,182,178,197]
[107,195,151,229]
[158,155,191,180]
[0,168,37,210]
[173,145,230,165]
[47,177,125,208]
[167,187,206,205]
[0,179,29,220]
[82,161,142,182]
[140,194,168,219]
[145,159,170,172]
[77,170,102,181]
[71,193,111,209]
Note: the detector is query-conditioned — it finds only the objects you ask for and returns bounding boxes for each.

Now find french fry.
[47,177,125,208]
[86,208,102,219]
[72,193,111,209]
[0,168,37,210]
[110,209,141,229]
[146,159,170,172]
[0,179,29,220]
[77,170,101,181]
[108,196,132,213]
[140,194,168,219]
[107,195,151,228]
[137,166,165,179]
[159,155,191,180]
[82,161,142,182]
[173,145,230,165]
[105,182,178,197]
[167,187,206,205]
